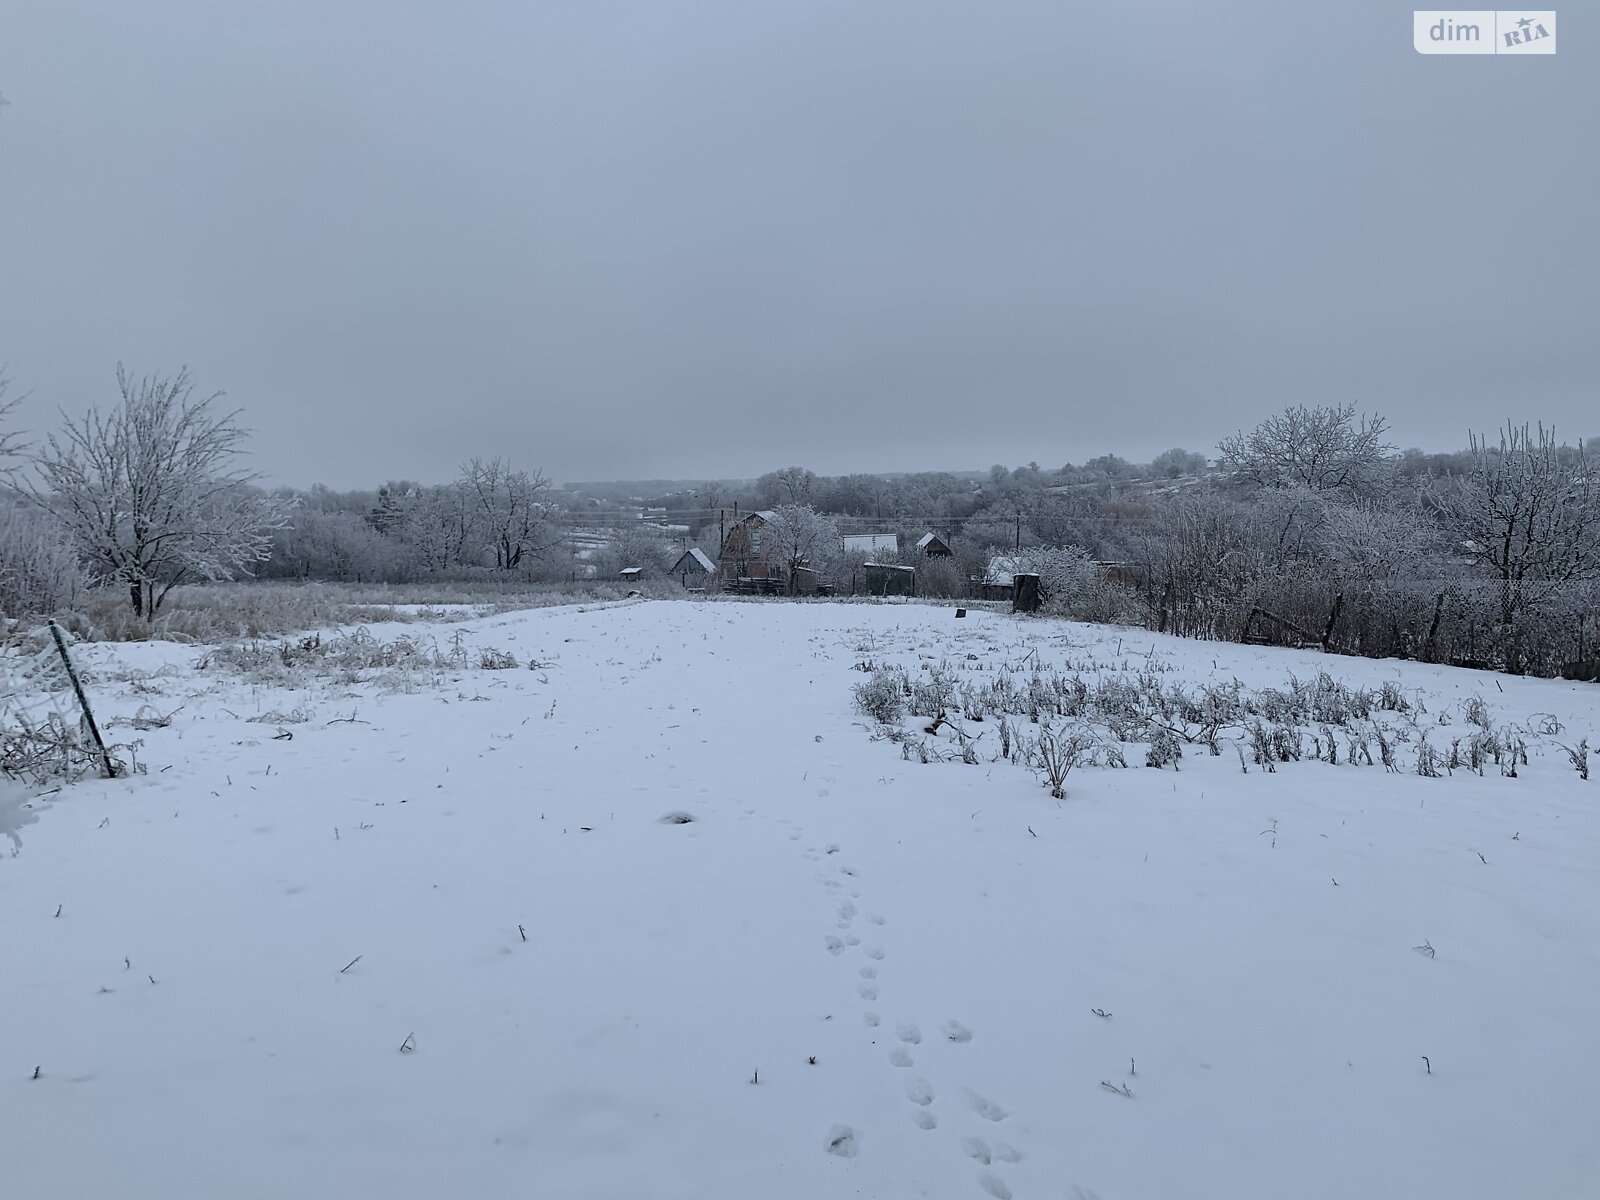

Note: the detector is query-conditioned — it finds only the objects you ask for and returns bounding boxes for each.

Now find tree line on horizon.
[2,365,1597,677]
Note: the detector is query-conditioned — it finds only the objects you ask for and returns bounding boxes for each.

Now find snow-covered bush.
[853,669,906,724]
[0,502,86,621]
[1009,545,1136,623]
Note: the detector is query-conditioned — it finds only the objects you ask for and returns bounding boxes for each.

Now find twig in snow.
[1554,738,1590,781]
[399,1032,416,1053]
[340,955,363,974]
[124,957,131,970]
[1474,850,1488,864]
[1421,1056,1431,1075]
[750,1069,760,1085]
[1413,940,1435,959]
[1091,1008,1113,1019]
[1100,1080,1134,1097]
[54,904,62,918]
[518,924,527,942]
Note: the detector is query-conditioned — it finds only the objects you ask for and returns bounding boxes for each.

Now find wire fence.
[2,623,117,783]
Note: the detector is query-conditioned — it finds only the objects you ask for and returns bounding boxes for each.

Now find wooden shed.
[977,555,1020,601]
[669,547,716,586]
[862,562,915,597]
[915,532,953,557]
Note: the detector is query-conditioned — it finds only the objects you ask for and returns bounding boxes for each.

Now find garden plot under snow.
[2,599,1598,1200]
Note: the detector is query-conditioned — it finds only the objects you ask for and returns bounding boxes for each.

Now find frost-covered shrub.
[909,667,956,718]
[1009,546,1137,623]
[0,503,86,621]
[1145,724,1183,769]
[853,669,906,724]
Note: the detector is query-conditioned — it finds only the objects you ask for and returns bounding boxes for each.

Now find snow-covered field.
[3,600,1598,1200]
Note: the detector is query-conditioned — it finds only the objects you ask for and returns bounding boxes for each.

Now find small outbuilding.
[669,547,716,586]
[978,555,1020,601]
[862,561,915,597]
[915,532,953,557]
[619,567,643,581]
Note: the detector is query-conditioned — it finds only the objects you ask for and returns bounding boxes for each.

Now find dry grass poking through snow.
[36,578,677,644]
[851,629,1591,794]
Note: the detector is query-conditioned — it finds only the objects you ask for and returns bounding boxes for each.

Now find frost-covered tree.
[21,365,288,617]
[265,508,397,582]
[755,466,817,508]
[596,524,671,577]
[754,504,840,593]
[368,483,407,534]
[1218,403,1393,497]
[460,457,554,570]
[1432,424,1600,626]
[1150,447,1208,478]
[1081,454,1135,481]
[0,370,28,465]
[0,501,86,618]
[1324,499,1443,589]
[1012,545,1099,605]
[400,482,476,573]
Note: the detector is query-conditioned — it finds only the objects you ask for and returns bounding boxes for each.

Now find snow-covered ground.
[3,600,1598,1200]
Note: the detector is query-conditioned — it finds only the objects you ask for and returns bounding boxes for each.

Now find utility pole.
[719,509,726,552]
[1015,509,1021,551]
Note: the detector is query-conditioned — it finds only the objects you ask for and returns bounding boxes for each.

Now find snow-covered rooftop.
[984,554,1020,585]
[673,548,715,572]
[842,533,898,556]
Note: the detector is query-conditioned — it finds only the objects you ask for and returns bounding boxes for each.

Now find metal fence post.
[47,620,116,779]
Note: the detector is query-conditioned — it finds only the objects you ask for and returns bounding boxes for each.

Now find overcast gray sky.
[2,2,1595,487]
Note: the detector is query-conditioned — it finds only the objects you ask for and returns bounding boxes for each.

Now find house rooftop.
[983,555,1020,585]
[842,533,898,555]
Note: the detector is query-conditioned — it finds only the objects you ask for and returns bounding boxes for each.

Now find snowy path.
[4,601,1599,1199]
